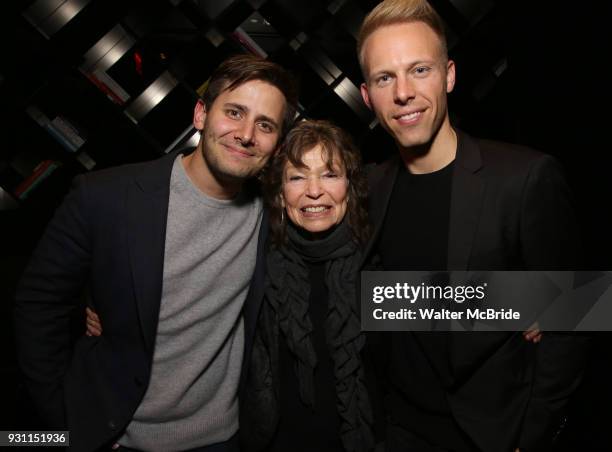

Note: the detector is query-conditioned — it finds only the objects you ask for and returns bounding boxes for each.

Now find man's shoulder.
[456,131,559,183]
[77,152,176,194]
[476,136,548,166]
[469,133,554,172]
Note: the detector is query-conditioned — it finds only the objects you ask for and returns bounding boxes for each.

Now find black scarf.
[262,221,374,452]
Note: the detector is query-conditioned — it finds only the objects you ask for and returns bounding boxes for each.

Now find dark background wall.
[1,0,611,448]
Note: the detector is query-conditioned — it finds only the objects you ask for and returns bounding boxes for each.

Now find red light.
[134,51,143,76]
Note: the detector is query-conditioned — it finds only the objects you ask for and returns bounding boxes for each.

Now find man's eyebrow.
[223,102,279,129]
[224,102,248,114]
[257,114,279,129]
[370,59,436,76]
[408,59,437,68]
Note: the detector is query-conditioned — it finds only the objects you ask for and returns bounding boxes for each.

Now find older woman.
[241,120,374,452]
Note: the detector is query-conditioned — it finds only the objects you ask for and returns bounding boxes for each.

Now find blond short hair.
[357,0,448,76]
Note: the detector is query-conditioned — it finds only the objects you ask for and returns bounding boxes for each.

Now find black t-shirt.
[376,161,477,451]
[378,161,453,271]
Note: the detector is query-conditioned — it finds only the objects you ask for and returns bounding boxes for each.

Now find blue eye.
[414,66,431,76]
[377,74,392,85]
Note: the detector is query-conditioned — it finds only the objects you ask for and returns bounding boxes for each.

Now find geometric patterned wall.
[1,0,611,267]
[0,0,538,212]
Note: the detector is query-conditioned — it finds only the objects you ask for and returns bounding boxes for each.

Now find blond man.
[358,1,588,451]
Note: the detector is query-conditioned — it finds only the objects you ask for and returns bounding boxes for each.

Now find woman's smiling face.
[282,144,349,234]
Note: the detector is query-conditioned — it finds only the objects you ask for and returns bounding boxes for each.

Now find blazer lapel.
[447,131,485,270]
[126,153,177,356]
[446,131,493,385]
[361,155,401,268]
[239,211,269,393]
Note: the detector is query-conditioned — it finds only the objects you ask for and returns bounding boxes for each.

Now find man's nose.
[235,121,256,145]
[394,76,416,105]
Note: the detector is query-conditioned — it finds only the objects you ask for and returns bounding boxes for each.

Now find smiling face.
[360,21,455,151]
[282,145,349,234]
[189,79,286,198]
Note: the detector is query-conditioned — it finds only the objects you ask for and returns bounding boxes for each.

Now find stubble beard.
[201,133,262,187]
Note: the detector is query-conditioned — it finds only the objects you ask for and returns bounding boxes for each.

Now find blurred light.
[124,71,178,123]
[23,0,92,39]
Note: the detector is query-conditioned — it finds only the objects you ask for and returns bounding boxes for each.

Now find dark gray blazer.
[14,150,268,452]
[364,129,588,451]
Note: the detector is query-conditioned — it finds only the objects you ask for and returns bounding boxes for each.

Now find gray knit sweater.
[119,155,263,451]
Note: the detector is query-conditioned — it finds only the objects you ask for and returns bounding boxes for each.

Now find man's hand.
[85,307,102,336]
[523,322,541,343]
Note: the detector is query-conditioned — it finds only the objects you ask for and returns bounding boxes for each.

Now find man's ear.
[446,60,456,94]
[360,82,373,110]
[193,100,206,130]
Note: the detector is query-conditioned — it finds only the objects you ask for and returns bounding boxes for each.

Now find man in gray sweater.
[14,54,297,452]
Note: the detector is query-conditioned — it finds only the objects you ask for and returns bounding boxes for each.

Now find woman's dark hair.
[263,119,370,245]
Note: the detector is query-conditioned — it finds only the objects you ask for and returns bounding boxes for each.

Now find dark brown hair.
[202,53,298,137]
[263,119,370,245]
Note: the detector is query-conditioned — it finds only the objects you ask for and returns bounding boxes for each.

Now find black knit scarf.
[262,221,374,452]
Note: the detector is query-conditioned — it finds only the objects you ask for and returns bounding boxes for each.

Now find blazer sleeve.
[519,154,582,269]
[517,155,590,450]
[14,175,92,428]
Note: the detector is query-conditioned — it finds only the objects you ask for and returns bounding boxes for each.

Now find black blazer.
[364,130,589,451]
[14,150,268,452]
